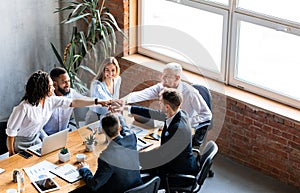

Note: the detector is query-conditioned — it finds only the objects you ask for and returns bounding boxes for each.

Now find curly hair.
[22,70,50,106]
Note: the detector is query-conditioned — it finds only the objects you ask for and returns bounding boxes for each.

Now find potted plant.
[58,147,70,162]
[51,0,126,93]
[85,134,96,152]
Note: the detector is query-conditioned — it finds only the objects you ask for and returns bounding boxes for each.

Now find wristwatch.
[95,98,98,105]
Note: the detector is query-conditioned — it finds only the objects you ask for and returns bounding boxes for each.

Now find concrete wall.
[0,1,69,121]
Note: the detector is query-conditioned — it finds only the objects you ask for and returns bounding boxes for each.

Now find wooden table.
[0,119,161,193]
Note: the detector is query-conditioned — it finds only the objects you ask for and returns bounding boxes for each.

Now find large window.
[138,0,300,108]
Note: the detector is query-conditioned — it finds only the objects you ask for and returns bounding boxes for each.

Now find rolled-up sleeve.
[6,105,26,137]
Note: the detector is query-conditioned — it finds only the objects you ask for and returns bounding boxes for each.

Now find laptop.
[28,129,68,156]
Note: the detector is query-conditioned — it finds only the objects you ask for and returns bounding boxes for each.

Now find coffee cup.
[76,154,87,162]
[6,189,17,193]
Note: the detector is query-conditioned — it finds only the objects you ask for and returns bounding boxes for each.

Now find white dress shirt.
[127,81,212,127]
[43,88,86,135]
[6,96,72,138]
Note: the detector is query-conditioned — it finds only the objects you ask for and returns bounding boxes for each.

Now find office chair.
[191,84,212,147]
[0,122,8,154]
[124,176,161,193]
[165,140,218,193]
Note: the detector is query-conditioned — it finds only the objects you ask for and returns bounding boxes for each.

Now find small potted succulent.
[85,134,96,152]
[58,147,70,162]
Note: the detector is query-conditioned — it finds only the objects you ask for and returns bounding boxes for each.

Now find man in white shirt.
[43,67,86,135]
[126,62,212,146]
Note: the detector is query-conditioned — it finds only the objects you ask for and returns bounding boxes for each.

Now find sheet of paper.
[129,124,149,138]
[0,168,5,174]
[23,160,57,182]
[50,164,82,183]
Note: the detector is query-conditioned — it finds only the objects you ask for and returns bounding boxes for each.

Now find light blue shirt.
[89,76,121,115]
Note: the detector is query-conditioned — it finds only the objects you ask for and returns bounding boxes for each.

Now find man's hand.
[77,162,89,170]
[99,99,112,107]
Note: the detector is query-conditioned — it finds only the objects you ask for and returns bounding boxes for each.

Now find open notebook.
[137,138,153,151]
[129,124,154,151]
[28,130,68,156]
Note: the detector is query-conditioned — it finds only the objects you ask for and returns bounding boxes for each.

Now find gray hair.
[164,62,182,76]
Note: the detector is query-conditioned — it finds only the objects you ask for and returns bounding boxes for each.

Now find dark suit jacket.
[79,134,143,193]
[130,106,198,175]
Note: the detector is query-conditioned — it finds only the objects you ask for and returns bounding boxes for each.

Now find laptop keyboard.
[36,148,41,154]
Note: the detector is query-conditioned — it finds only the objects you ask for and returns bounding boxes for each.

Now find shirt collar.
[166,110,180,128]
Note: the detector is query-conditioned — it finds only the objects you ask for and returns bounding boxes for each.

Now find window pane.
[238,0,300,23]
[141,0,224,73]
[205,0,228,5]
[236,21,300,100]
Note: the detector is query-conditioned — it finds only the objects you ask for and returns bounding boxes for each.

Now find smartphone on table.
[147,133,161,141]
[18,150,33,159]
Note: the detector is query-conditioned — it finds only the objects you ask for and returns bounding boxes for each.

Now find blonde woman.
[85,57,122,128]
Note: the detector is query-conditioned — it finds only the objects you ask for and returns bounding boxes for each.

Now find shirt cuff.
[6,128,18,137]
[127,106,132,114]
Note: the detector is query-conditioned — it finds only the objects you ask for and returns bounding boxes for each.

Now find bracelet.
[95,98,98,105]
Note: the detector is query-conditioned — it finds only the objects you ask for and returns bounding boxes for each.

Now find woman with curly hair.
[6,70,111,156]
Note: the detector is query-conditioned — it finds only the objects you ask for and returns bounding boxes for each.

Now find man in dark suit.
[74,114,143,193]
[121,88,198,187]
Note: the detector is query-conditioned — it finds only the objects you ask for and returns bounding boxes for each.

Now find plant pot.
[59,152,70,162]
[85,143,95,152]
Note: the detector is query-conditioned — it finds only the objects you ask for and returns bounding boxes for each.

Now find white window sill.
[122,54,300,122]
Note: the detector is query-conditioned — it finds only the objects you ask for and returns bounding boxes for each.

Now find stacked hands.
[108,99,125,113]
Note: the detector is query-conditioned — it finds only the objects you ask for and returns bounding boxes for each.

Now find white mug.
[6,189,17,193]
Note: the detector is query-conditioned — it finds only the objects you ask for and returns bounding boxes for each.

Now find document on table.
[129,124,149,138]
[50,164,82,183]
[23,160,57,182]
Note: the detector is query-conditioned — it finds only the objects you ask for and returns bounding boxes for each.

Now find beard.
[57,85,70,96]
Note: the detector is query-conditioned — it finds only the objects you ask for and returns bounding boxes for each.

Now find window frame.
[137,0,300,108]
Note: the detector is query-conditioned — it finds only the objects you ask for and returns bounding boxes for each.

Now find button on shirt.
[43,89,86,135]
[6,96,72,138]
[127,81,212,127]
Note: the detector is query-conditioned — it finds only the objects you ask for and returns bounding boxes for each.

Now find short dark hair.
[162,88,183,111]
[101,114,120,138]
[50,67,67,81]
[22,70,50,106]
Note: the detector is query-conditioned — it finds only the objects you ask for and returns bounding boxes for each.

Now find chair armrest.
[167,173,196,180]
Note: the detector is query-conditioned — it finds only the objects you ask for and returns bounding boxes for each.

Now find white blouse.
[6,96,72,138]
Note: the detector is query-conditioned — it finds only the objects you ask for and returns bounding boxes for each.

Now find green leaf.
[50,42,64,66]
[65,13,91,24]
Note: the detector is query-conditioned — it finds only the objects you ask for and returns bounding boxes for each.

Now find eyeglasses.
[161,74,176,80]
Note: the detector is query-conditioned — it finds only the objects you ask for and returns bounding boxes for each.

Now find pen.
[138,138,147,144]
[144,136,159,141]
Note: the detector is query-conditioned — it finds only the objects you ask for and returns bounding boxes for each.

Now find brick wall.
[108,0,300,189]
[217,97,300,188]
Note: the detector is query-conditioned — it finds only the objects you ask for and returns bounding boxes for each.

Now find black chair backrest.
[199,140,218,167]
[196,141,218,186]
[124,176,160,193]
[192,84,212,111]
[0,122,8,155]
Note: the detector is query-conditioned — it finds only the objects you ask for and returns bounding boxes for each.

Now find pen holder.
[13,169,21,183]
